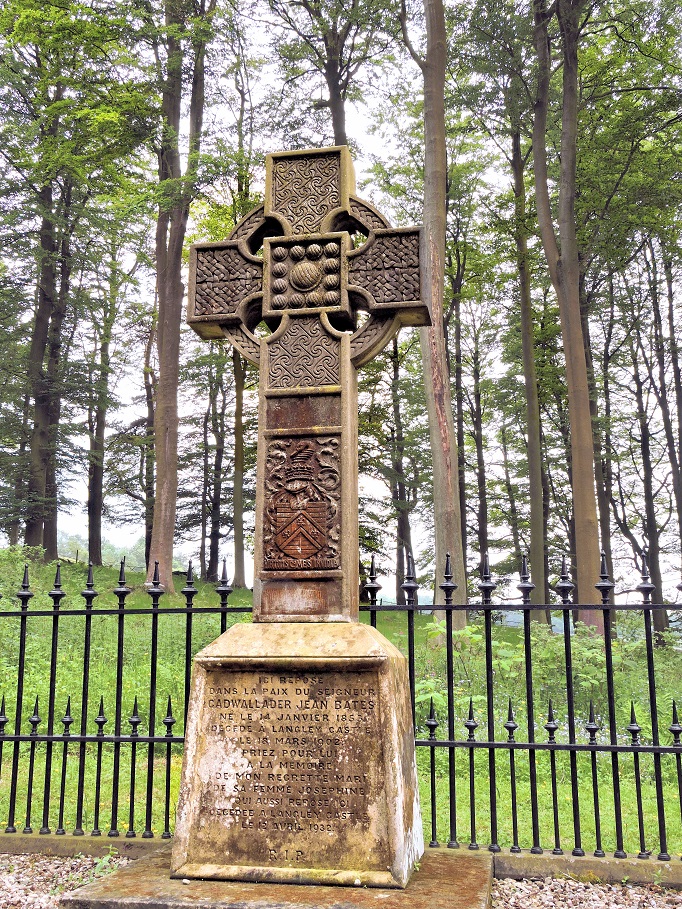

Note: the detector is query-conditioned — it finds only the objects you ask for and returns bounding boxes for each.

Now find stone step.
[62,845,493,909]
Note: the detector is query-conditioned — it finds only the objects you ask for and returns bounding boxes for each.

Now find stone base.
[62,846,493,909]
[170,622,423,888]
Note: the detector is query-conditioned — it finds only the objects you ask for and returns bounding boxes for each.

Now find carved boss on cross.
[187,146,429,623]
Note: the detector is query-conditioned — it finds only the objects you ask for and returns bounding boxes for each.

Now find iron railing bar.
[415,740,682,754]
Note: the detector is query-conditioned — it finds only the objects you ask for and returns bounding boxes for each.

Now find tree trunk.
[532,0,602,627]
[207,356,226,582]
[500,426,522,565]
[580,277,614,583]
[404,0,467,624]
[232,347,247,588]
[24,196,57,549]
[451,266,468,569]
[325,53,347,146]
[87,370,107,566]
[646,241,682,561]
[41,221,72,562]
[511,131,546,611]
[629,332,668,632]
[664,253,682,572]
[470,331,488,572]
[143,320,156,568]
[390,338,413,604]
[200,403,210,580]
[147,1,214,590]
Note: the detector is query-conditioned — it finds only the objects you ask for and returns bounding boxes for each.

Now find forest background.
[0,0,680,624]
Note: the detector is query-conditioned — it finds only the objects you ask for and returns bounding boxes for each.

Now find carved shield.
[274,502,327,559]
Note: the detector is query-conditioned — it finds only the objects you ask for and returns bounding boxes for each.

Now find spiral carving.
[272,154,340,234]
[268,318,340,388]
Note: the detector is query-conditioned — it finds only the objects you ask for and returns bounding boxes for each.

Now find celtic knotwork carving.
[272,154,340,234]
[223,325,260,366]
[230,204,265,240]
[350,314,396,366]
[194,246,262,317]
[349,197,391,232]
[263,437,340,570]
[349,232,420,304]
[268,318,340,388]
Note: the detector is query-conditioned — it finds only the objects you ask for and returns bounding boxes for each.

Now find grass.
[0,553,680,856]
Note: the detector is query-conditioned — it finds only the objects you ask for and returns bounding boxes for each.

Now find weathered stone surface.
[176,146,427,891]
[63,845,493,909]
[186,146,430,623]
[170,623,423,888]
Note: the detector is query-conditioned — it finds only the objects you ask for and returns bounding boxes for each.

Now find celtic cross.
[187,146,430,622]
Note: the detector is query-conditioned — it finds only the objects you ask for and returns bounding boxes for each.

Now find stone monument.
[171,146,430,888]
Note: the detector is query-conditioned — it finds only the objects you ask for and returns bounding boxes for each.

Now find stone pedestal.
[170,623,423,888]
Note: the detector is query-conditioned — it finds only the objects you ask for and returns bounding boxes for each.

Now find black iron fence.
[0,553,681,862]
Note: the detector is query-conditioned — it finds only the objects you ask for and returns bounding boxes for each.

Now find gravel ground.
[0,854,681,908]
[0,852,129,907]
[492,877,682,908]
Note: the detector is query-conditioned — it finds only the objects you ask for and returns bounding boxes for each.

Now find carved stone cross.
[188,146,429,622]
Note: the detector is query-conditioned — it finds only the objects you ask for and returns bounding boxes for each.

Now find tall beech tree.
[0,0,152,557]
[531,0,602,622]
[145,0,217,591]
[400,0,466,623]
[267,0,391,146]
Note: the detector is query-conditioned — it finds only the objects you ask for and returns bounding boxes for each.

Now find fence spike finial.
[426,698,438,740]
[504,698,517,742]
[636,551,655,605]
[670,701,682,744]
[118,558,126,586]
[478,552,496,603]
[401,549,418,607]
[556,555,574,606]
[364,554,382,607]
[517,554,535,605]
[595,550,614,606]
[627,702,641,744]
[464,697,478,741]
[216,558,233,607]
[95,697,107,734]
[544,699,558,743]
[163,697,176,737]
[586,700,599,744]
[62,697,73,733]
[439,551,457,605]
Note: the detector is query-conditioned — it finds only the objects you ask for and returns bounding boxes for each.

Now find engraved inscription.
[198,669,386,869]
[194,245,262,317]
[272,153,341,234]
[349,231,420,304]
[263,437,340,570]
[268,318,340,388]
